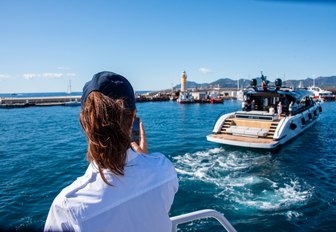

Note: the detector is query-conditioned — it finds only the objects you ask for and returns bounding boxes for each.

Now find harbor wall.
[0,96,81,107]
[0,89,241,108]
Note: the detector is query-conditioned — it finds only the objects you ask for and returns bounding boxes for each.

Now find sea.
[0,92,335,232]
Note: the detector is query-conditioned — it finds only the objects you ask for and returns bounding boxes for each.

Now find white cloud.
[0,74,10,81]
[199,67,211,74]
[57,66,70,70]
[23,73,37,80]
[66,73,76,77]
[23,72,65,80]
[42,73,64,78]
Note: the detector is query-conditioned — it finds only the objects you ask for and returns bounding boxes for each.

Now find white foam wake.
[173,147,313,213]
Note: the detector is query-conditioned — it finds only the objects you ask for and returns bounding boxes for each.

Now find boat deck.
[207,133,279,149]
[208,133,277,144]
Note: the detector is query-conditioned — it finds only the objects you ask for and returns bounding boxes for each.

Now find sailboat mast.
[313,75,315,87]
[67,80,72,94]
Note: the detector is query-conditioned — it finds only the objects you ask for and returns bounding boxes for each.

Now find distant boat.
[209,98,224,104]
[306,86,335,101]
[177,91,194,104]
[207,73,322,149]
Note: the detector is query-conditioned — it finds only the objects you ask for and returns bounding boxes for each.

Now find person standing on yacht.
[251,100,255,111]
[242,100,247,111]
[277,102,282,116]
[44,71,178,232]
[289,101,293,116]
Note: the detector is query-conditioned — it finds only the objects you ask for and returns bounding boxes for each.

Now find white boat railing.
[170,209,237,232]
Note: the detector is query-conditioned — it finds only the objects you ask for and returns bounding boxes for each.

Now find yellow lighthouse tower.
[177,70,194,103]
[181,71,187,92]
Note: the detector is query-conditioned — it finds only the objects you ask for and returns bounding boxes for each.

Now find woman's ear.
[115,99,125,107]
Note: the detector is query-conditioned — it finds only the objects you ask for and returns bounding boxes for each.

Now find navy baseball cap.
[81,71,136,109]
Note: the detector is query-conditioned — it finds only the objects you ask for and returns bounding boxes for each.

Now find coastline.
[0,88,238,108]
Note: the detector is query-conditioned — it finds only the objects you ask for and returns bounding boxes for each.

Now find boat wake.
[173,147,313,218]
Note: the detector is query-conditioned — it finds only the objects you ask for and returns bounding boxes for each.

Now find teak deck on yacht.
[230,118,278,129]
[207,133,278,145]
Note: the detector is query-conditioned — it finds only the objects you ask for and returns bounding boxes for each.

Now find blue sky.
[0,0,335,93]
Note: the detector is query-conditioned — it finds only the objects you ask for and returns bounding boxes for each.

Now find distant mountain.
[174,81,208,89]
[174,76,336,89]
[210,78,251,88]
[174,77,262,89]
[283,76,336,88]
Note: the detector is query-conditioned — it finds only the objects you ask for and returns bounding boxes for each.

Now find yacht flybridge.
[207,73,322,149]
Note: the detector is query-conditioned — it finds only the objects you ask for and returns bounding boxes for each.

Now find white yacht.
[306,86,335,101]
[177,91,194,104]
[207,74,322,149]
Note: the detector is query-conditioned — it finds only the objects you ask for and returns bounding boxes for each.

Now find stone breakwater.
[0,96,81,108]
[0,88,240,108]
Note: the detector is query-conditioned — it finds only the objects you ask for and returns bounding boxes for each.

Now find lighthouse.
[181,71,187,92]
[177,71,194,103]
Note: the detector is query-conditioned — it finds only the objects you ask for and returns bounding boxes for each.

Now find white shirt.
[277,103,282,115]
[44,148,178,232]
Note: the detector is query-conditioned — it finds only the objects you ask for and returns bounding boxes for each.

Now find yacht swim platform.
[207,114,280,148]
[207,133,279,148]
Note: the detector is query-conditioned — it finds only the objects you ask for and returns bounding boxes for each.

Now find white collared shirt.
[44,148,178,232]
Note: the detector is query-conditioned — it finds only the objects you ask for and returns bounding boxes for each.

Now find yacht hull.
[207,104,322,149]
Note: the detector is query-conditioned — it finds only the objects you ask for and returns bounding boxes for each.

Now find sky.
[0,0,335,93]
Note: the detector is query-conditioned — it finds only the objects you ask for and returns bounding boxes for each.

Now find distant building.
[191,91,207,100]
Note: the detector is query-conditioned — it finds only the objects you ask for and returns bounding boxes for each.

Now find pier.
[0,88,241,108]
[0,96,81,108]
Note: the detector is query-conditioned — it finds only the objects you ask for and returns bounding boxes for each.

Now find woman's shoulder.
[142,152,173,164]
[55,166,97,200]
[132,152,176,175]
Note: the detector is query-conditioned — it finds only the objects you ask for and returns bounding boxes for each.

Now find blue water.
[0,97,335,231]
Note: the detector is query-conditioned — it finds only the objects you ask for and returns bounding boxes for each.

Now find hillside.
[283,76,336,88]
[174,76,336,89]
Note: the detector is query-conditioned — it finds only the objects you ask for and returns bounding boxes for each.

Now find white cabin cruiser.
[207,74,322,149]
[177,91,194,104]
[306,86,335,101]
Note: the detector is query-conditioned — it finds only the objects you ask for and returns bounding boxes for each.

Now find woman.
[44,71,178,232]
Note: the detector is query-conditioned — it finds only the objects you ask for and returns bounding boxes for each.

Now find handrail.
[170,209,237,232]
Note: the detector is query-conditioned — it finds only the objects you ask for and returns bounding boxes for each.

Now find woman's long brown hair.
[80,92,133,185]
